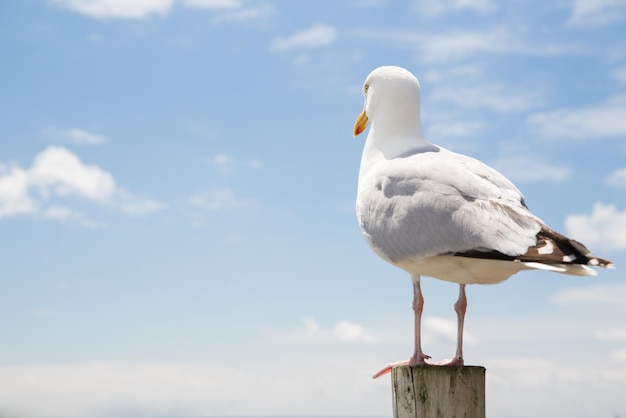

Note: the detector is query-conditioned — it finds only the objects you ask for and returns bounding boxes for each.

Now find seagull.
[353,66,614,379]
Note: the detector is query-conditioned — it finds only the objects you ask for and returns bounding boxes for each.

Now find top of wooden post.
[391,365,486,418]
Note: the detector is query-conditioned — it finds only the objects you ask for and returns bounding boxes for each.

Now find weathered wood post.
[391,365,486,418]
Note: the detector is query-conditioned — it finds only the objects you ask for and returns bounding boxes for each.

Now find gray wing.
[356,148,543,264]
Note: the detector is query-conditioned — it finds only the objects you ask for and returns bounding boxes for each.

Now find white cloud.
[569,0,626,26]
[210,3,274,24]
[333,320,378,343]
[115,190,166,215]
[528,94,626,140]
[610,348,626,364]
[483,354,626,416]
[63,128,107,144]
[419,28,520,62]
[204,154,263,173]
[422,64,484,83]
[430,83,539,112]
[594,327,626,341]
[183,0,241,8]
[427,121,487,139]
[41,205,76,220]
[0,166,38,217]
[300,317,378,343]
[565,202,626,250]
[415,0,497,16]
[41,205,104,228]
[489,155,571,183]
[188,188,255,211]
[271,24,337,52]
[30,146,116,201]
[605,167,626,188]
[1,313,626,417]
[48,0,174,19]
[612,66,626,85]
[50,0,275,23]
[0,362,216,417]
[0,356,389,417]
[46,128,108,145]
[246,159,262,169]
[0,146,164,223]
[293,54,310,67]
[354,27,579,63]
[553,283,626,305]
[205,153,234,167]
[88,33,104,43]
[349,0,388,7]
[301,316,322,337]
[424,316,476,344]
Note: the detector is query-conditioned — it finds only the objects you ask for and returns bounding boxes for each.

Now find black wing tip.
[451,227,614,270]
[587,256,615,269]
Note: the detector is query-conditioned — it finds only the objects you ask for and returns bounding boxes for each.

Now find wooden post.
[391,365,486,418]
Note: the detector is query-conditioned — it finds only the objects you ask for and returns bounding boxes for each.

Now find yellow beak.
[353,109,369,137]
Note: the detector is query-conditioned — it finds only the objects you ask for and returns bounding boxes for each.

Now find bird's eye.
[364,84,369,94]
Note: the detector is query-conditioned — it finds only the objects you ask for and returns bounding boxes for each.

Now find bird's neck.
[368,115,432,159]
[358,120,437,186]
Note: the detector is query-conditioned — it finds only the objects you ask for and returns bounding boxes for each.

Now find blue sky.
[1,0,625,417]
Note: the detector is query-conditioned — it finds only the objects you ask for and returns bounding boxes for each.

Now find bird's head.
[353,66,422,138]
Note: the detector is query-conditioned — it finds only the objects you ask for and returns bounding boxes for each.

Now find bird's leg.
[409,276,431,365]
[440,283,467,366]
[372,276,431,378]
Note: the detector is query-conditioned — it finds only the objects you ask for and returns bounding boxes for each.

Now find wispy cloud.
[610,348,626,364]
[49,0,269,21]
[210,3,274,24]
[354,26,580,63]
[605,168,626,188]
[422,64,484,83]
[569,0,626,26]
[565,202,626,250]
[0,146,165,224]
[349,0,389,7]
[528,94,626,140]
[115,190,166,215]
[205,153,234,167]
[0,361,215,417]
[612,66,626,85]
[426,121,487,139]
[489,155,572,183]
[300,317,378,343]
[41,205,104,227]
[424,316,476,344]
[188,188,255,211]
[594,327,626,341]
[553,283,626,305]
[48,0,174,19]
[204,153,262,173]
[271,24,337,52]
[45,128,108,145]
[183,0,241,8]
[63,128,107,144]
[414,0,497,16]
[430,83,540,112]
[0,356,387,417]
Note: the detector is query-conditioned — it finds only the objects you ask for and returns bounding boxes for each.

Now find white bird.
[353,66,614,378]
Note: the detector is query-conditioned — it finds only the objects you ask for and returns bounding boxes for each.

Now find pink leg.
[373,276,431,378]
[409,277,431,365]
[434,284,466,366]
